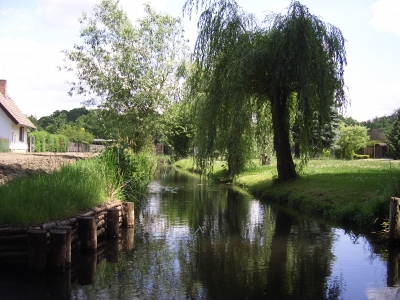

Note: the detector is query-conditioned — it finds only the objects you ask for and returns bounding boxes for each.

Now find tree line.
[28,108,102,144]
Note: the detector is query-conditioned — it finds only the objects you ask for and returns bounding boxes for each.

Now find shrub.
[353,154,369,159]
[103,143,157,204]
[0,137,9,153]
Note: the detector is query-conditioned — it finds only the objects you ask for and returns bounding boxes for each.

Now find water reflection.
[2,168,400,299]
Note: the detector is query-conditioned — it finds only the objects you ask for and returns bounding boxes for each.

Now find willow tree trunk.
[272,95,297,181]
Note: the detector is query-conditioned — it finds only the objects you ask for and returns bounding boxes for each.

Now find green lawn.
[174,158,400,229]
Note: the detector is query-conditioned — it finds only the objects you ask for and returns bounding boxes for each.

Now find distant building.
[357,143,387,159]
[0,80,36,152]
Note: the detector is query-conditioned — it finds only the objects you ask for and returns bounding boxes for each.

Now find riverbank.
[173,158,400,229]
[0,148,157,226]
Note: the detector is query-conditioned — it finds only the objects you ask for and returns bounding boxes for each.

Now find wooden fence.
[67,142,90,152]
[0,200,134,269]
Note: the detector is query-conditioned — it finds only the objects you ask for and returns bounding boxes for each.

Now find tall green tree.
[61,0,189,152]
[387,109,400,160]
[184,0,348,181]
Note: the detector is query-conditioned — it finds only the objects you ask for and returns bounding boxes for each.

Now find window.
[19,127,24,142]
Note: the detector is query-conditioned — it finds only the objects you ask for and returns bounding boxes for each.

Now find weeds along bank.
[0,146,157,226]
[173,158,400,230]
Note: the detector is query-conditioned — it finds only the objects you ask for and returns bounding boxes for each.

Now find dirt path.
[0,152,96,185]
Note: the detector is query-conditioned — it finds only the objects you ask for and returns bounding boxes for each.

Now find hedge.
[28,131,69,152]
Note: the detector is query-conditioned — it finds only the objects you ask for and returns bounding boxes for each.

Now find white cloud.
[34,0,169,30]
[0,36,84,118]
[119,0,168,21]
[35,0,97,29]
[345,79,400,121]
[370,0,400,37]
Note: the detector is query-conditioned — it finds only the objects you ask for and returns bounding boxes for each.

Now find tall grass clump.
[106,143,158,205]
[0,152,123,225]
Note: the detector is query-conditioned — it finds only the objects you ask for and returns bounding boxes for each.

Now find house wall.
[9,123,29,152]
[0,107,12,142]
[0,109,29,152]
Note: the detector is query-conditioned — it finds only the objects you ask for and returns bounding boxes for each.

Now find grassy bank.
[0,147,157,226]
[174,158,400,229]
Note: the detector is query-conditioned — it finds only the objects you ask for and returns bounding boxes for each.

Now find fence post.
[123,202,135,228]
[50,229,67,270]
[78,217,97,252]
[27,229,47,270]
[389,197,400,242]
[107,209,120,237]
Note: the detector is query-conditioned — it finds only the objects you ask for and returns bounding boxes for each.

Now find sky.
[0,0,399,122]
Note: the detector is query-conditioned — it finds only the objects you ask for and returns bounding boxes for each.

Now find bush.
[0,137,9,153]
[353,154,369,159]
[103,143,157,204]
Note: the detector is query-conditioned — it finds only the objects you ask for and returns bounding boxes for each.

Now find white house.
[0,79,36,152]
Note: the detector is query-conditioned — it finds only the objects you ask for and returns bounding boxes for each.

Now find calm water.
[1,168,400,299]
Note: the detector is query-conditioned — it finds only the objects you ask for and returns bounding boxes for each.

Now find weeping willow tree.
[184,0,348,181]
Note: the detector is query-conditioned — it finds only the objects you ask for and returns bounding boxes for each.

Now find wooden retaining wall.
[0,200,134,269]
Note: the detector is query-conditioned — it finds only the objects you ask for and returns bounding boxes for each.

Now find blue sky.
[0,0,399,122]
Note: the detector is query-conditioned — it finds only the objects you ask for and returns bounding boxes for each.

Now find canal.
[1,168,400,299]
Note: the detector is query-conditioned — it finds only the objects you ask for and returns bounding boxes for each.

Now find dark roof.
[0,91,36,129]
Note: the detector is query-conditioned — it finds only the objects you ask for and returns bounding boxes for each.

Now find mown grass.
[174,158,400,229]
[0,147,157,226]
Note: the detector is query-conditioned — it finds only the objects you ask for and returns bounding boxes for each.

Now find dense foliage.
[183,0,347,181]
[340,108,400,143]
[57,124,94,144]
[161,100,194,159]
[61,0,188,152]
[387,109,400,159]
[34,107,90,133]
[30,108,114,140]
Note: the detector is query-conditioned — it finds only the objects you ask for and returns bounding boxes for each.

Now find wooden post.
[78,217,97,252]
[106,237,119,263]
[55,226,72,267]
[50,229,67,270]
[48,267,71,300]
[123,202,135,227]
[78,253,97,285]
[27,229,47,270]
[387,246,400,287]
[107,208,120,237]
[389,197,400,242]
[122,228,135,251]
